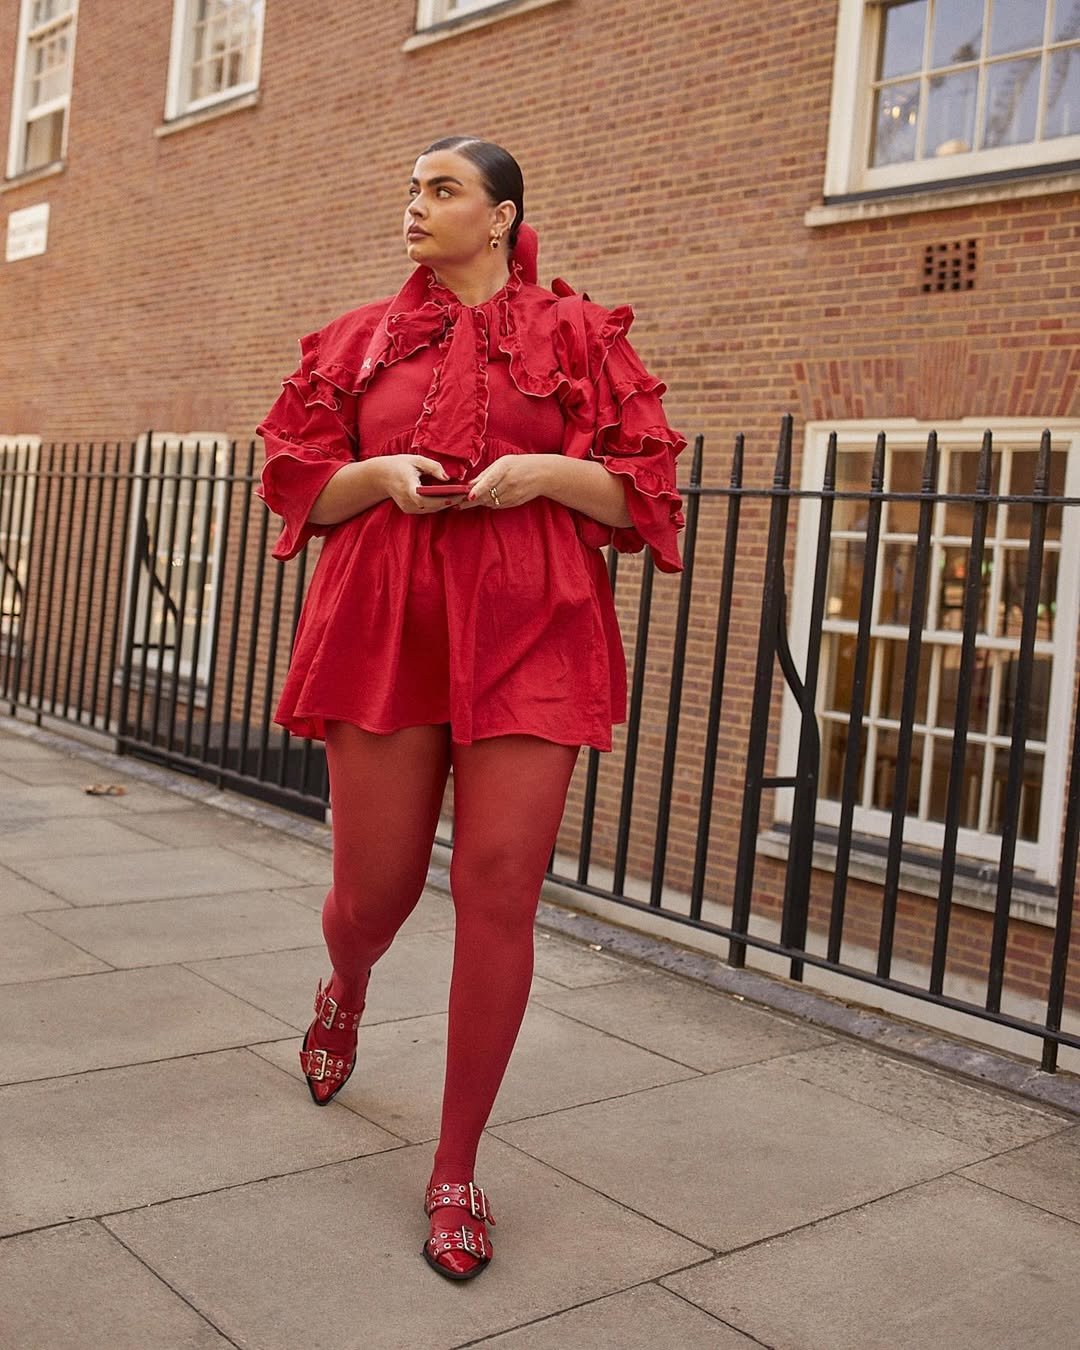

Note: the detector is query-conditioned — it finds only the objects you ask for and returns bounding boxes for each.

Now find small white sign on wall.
[6,203,49,262]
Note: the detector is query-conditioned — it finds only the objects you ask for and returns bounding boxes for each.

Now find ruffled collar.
[352,259,531,471]
[424,258,525,312]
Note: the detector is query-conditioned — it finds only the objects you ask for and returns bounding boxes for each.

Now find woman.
[256,136,685,1281]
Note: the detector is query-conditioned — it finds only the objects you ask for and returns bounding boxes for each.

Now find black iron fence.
[1,423,1077,1069]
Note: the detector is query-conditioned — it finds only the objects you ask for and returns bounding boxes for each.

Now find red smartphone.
[417,483,470,498]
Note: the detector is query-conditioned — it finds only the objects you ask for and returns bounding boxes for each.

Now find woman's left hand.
[455,455,557,511]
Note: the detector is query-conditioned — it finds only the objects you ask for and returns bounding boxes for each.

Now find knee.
[449,846,543,934]
[322,878,421,952]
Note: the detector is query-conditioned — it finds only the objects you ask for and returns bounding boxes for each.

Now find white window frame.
[164,0,265,123]
[0,435,41,648]
[416,0,505,27]
[6,0,79,180]
[776,418,1080,888]
[824,0,1080,200]
[119,433,229,689]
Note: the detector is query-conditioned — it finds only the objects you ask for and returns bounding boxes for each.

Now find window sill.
[155,90,260,140]
[0,160,64,195]
[403,0,568,51]
[113,667,209,710]
[806,166,1080,228]
[757,827,1058,929]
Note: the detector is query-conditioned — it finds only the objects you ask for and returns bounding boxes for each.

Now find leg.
[322,720,451,1003]
[303,721,450,1103]
[425,734,579,1276]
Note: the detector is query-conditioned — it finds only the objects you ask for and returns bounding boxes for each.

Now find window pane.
[1053,2,1080,42]
[822,633,858,713]
[930,0,984,67]
[31,0,74,25]
[872,79,921,164]
[879,636,932,723]
[872,728,923,812]
[926,66,979,155]
[886,449,932,534]
[998,548,1058,641]
[935,546,992,633]
[834,450,876,530]
[943,449,1001,537]
[880,0,928,78]
[928,736,982,829]
[23,108,63,170]
[989,0,1046,55]
[827,540,869,621]
[938,644,994,734]
[988,748,1042,841]
[997,650,1052,742]
[880,541,918,624]
[1006,447,1066,540]
[821,719,867,801]
[1044,45,1080,138]
[982,55,1042,146]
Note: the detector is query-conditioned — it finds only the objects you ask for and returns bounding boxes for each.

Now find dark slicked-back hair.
[420,136,524,247]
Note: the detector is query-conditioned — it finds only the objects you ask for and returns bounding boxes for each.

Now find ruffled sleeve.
[256,331,360,561]
[556,299,686,573]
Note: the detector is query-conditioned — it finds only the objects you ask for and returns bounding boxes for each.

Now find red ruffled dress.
[256,254,685,752]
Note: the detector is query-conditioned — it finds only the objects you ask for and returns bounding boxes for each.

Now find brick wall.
[2,0,1078,1020]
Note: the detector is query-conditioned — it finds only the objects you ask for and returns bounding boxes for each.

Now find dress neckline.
[424,259,523,311]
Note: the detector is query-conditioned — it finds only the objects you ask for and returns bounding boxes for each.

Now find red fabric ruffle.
[257,262,685,569]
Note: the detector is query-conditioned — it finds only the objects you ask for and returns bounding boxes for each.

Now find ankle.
[325,969,370,1012]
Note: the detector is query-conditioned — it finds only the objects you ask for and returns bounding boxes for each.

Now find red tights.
[321,721,578,1182]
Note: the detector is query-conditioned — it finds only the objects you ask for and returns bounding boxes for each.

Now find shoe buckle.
[305,1047,328,1081]
[318,993,339,1031]
[458,1225,485,1258]
[468,1182,488,1221]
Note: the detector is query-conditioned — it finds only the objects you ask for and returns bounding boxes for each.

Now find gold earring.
[490,234,501,249]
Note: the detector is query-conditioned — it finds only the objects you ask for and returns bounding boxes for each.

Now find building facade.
[2,0,1079,1037]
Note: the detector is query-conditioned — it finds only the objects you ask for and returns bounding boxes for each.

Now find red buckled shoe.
[298,978,363,1106]
[422,1180,495,1282]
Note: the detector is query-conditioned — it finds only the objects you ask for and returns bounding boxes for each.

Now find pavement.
[1,718,1080,1350]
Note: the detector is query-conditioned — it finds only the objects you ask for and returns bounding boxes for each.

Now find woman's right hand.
[379,455,457,514]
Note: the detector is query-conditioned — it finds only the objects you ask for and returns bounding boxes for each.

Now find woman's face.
[404,150,513,269]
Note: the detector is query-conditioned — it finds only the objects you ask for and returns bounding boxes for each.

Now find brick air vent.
[922,239,977,293]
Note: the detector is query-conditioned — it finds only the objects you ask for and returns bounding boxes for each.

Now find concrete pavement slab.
[960,1124,1080,1222]
[0,782,147,820]
[0,755,147,787]
[187,929,458,1031]
[0,1220,230,1348]
[527,929,643,987]
[492,1061,984,1251]
[91,781,203,814]
[0,965,296,1084]
[476,1283,755,1347]
[0,813,162,864]
[121,807,335,882]
[109,805,285,848]
[0,1048,401,1235]
[532,971,832,1072]
[662,1174,1080,1350]
[772,1040,1075,1152]
[12,843,299,905]
[0,861,71,913]
[253,1001,700,1142]
[0,734,66,759]
[103,1139,708,1350]
[0,913,110,984]
[223,834,332,883]
[32,890,321,965]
